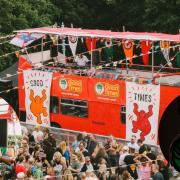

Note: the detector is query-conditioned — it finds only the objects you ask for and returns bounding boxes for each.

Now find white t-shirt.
[32,130,44,143]
[127,142,139,151]
[75,55,89,66]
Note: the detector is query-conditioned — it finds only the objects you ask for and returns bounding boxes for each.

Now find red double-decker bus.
[17,27,180,142]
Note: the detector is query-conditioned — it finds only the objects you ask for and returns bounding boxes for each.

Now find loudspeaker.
[0,119,7,147]
[50,45,58,58]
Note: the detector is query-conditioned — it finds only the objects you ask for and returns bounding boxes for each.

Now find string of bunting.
[0,41,179,95]
[0,40,52,59]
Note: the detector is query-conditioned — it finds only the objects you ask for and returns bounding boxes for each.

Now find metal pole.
[41,37,44,63]
[91,38,93,69]
[152,42,154,79]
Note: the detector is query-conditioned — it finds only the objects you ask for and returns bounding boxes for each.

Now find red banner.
[52,74,88,99]
[141,41,151,65]
[86,38,97,52]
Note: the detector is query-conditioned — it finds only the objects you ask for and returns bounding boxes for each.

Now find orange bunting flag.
[160,41,172,67]
[122,40,134,65]
[140,41,151,65]
[15,51,19,58]
[86,38,97,52]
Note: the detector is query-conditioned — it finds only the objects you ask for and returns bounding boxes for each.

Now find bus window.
[60,98,88,118]
[50,96,59,114]
[120,106,126,124]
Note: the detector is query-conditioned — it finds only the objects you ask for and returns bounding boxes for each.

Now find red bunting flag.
[140,41,151,65]
[86,38,97,52]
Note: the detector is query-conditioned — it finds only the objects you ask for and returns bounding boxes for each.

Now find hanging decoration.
[140,41,151,65]
[85,37,97,53]
[10,33,43,48]
[50,35,59,45]
[23,70,53,126]
[160,41,172,67]
[68,36,78,56]
[126,81,160,145]
[122,40,134,65]
[105,39,113,61]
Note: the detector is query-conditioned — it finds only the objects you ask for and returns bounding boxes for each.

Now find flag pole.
[91,38,93,69]
[41,37,44,63]
[151,42,154,79]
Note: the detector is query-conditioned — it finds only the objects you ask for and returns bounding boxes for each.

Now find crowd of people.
[0,125,179,180]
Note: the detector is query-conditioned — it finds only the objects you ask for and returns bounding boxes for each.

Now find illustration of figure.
[29,89,47,124]
[132,103,153,141]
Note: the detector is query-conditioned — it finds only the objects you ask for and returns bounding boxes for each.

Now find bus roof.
[15,27,180,42]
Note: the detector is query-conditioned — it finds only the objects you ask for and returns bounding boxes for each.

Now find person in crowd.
[56,141,70,165]
[15,156,27,177]
[134,153,152,180]
[68,153,81,179]
[91,142,108,168]
[87,134,98,156]
[97,158,107,180]
[121,169,134,180]
[72,133,84,151]
[137,139,147,154]
[77,152,85,169]
[33,161,44,179]
[81,156,94,172]
[146,146,157,162]
[119,146,129,166]
[77,141,89,157]
[42,128,56,161]
[74,54,89,67]
[51,151,66,179]
[151,164,164,180]
[32,125,44,143]
[158,160,169,180]
[127,135,139,153]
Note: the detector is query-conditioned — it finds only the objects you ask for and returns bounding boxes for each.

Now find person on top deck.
[74,54,90,67]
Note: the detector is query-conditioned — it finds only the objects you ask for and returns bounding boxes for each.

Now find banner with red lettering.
[23,70,52,126]
[126,82,160,145]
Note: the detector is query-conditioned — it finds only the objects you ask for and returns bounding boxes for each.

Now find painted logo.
[59,79,68,90]
[95,83,104,95]
[59,78,82,93]
[95,82,119,98]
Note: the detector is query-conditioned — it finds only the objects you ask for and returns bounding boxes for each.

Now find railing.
[20,122,158,152]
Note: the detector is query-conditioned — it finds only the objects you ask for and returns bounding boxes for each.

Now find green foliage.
[0,0,179,71]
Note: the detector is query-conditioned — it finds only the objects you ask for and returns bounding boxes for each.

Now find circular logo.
[59,79,67,90]
[124,40,133,49]
[95,83,104,95]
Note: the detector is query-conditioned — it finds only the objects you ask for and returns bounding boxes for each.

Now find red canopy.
[15,27,180,42]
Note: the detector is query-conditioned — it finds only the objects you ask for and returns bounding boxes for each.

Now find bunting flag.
[126,81,160,145]
[68,36,78,56]
[23,70,53,126]
[85,37,97,52]
[10,33,43,48]
[140,41,151,65]
[160,41,172,67]
[122,40,134,65]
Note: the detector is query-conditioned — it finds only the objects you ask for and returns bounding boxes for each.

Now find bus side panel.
[89,101,126,138]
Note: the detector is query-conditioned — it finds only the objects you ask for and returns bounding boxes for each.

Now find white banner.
[68,36,78,56]
[23,70,53,126]
[126,82,160,145]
